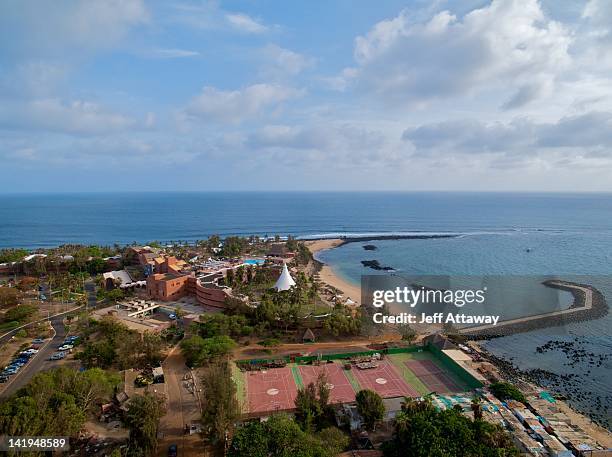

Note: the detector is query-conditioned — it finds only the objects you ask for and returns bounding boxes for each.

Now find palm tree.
[471,396,483,420]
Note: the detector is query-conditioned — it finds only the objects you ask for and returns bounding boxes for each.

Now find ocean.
[1,191,611,425]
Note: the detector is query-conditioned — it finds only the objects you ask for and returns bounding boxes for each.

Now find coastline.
[305,239,362,306]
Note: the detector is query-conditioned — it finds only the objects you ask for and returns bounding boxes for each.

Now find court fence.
[236,344,483,389]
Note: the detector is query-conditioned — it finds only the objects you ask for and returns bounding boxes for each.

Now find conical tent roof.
[274,263,296,291]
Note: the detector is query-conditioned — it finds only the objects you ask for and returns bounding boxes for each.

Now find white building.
[274,264,296,291]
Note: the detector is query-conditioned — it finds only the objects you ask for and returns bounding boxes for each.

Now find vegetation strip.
[343,367,362,393]
[291,365,304,389]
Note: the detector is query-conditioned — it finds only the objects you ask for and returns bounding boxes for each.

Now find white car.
[23,348,38,354]
[58,344,73,351]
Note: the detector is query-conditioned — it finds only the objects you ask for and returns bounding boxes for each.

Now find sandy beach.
[305,239,362,306]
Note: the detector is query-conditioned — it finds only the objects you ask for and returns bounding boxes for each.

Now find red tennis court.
[299,363,356,404]
[246,367,298,413]
[405,359,462,394]
[351,360,419,398]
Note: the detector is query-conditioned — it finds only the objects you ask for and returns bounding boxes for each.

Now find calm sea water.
[1,191,611,425]
[1,191,612,248]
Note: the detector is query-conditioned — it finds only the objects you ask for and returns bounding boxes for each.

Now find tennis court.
[405,359,462,394]
[299,363,356,404]
[351,360,420,398]
[246,366,299,413]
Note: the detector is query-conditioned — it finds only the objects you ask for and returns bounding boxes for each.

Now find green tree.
[0,287,19,308]
[489,382,526,403]
[180,335,236,367]
[201,361,240,444]
[294,373,330,432]
[0,367,118,438]
[399,324,417,344]
[207,235,221,252]
[4,304,37,323]
[0,248,29,263]
[356,389,385,430]
[124,393,165,456]
[316,427,349,455]
[105,288,125,302]
[471,396,483,421]
[228,414,336,457]
[383,398,517,457]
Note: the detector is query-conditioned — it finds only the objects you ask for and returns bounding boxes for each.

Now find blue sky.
[1,0,612,192]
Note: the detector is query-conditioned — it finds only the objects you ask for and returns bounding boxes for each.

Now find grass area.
[0,320,20,332]
[343,367,362,393]
[387,353,430,395]
[231,362,248,413]
[291,365,304,389]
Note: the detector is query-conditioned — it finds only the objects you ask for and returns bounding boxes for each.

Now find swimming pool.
[243,259,266,265]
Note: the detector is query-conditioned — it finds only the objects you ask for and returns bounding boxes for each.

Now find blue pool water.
[243,259,266,265]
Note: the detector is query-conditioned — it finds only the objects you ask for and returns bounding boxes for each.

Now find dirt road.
[157,346,205,456]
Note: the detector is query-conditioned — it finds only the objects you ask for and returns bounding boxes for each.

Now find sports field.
[245,366,299,414]
[235,349,475,414]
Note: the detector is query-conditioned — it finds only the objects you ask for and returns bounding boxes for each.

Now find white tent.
[274,264,296,291]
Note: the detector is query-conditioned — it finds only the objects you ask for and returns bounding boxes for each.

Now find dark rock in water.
[361,260,394,271]
[363,244,378,251]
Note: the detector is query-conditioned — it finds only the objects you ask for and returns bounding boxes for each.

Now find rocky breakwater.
[461,279,608,339]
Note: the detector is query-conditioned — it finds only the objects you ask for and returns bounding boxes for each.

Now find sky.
[1,0,612,192]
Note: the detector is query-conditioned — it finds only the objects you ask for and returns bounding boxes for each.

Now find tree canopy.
[76,316,163,369]
[356,389,385,430]
[124,393,166,457]
[383,397,518,457]
[0,367,119,437]
[180,334,236,367]
[489,382,527,403]
[229,414,346,457]
[294,373,331,433]
[200,361,240,444]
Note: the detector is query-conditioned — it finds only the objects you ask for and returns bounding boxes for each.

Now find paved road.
[0,314,67,397]
[0,280,96,397]
[0,280,96,345]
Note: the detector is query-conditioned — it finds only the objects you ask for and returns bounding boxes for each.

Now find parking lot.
[0,315,81,398]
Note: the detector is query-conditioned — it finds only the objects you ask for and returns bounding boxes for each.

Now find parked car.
[135,375,153,387]
[32,338,45,344]
[58,344,73,351]
[168,444,177,457]
[50,352,66,361]
[0,376,8,383]
[22,348,38,355]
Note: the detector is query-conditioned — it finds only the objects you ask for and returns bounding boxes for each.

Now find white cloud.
[0,98,135,135]
[260,45,314,77]
[0,0,149,57]
[402,112,612,160]
[184,84,303,124]
[582,0,612,39]
[150,48,200,59]
[348,0,571,108]
[225,13,268,34]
